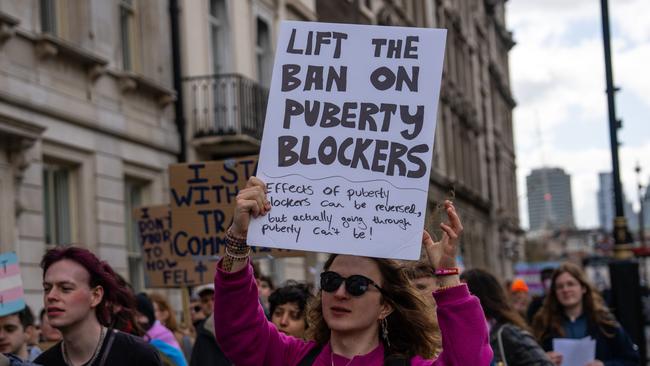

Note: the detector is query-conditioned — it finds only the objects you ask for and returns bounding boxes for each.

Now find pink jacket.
[213,261,493,366]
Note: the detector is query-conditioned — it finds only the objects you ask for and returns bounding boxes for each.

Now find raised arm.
[213,177,315,366]
[422,200,462,290]
[423,201,493,365]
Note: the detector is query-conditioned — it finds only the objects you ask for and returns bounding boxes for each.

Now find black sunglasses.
[320,271,385,297]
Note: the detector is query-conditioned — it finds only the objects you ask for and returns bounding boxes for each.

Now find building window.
[40,0,74,39]
[43,163,77,246]
[125,178,146,291]
[209,0,227,74]
[120,0,138,71]
[40,0,57,34]
[256,18,272,87]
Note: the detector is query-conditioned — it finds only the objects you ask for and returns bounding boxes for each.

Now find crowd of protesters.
[0,177,642,366]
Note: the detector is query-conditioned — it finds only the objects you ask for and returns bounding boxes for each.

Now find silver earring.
[381,318,390,348]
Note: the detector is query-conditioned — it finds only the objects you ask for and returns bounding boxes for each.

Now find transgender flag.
[0,252,25,316]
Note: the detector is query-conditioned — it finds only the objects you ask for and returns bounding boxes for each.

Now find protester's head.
[540,267,555,294]
[307,254,440,359]
[533,262,617,341]
[268,282,313,338]
[257,275,274,301]
[189,295,205,324]
[509,278,531,315]
[195,284,214,317]
[39,308,62,342]
[0,306,36,359]
[403,261,437,307]
[150,293,178,332]
[135,293,156,332]
[41,246,133,332]
[461,269,529,331]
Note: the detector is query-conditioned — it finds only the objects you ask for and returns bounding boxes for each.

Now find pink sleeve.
[212,259,316,366]
[431,284,493,365]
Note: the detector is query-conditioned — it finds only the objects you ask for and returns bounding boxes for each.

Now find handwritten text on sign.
[249,21,446,260]
[134,205,216,287]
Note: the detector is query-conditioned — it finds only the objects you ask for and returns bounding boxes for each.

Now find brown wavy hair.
[461,268,530,332]
[306,254,441,359]
[532,262,618,342]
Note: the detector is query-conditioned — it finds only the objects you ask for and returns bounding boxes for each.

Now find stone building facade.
[0,0,180,311]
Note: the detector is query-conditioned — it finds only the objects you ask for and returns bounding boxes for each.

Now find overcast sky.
[506,0,650,229]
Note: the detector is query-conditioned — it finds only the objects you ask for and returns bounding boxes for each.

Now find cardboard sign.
[169,156,296,263]
[248,21,446,260]
[134,205,216,288]
[0,252,25,316]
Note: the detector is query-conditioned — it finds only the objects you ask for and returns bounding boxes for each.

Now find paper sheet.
[552,337,596,366]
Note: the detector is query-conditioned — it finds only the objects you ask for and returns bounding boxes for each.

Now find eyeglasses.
[320,271,384,297]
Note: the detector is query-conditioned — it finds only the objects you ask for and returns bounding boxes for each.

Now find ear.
[24,325,35,341]
[378,301,394,320]
[90,285,104,308]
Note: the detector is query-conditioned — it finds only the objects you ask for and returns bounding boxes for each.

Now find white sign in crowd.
[249,21,447,260]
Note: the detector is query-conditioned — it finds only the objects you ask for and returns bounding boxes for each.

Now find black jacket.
[540,316,639,366]
[189,316,233,366]
[491,323,553,366]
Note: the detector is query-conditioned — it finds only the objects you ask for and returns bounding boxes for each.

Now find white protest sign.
[248,21,446,260]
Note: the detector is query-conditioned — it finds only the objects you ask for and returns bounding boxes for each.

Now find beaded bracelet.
[226,228,247,245]
[225,246,251,260]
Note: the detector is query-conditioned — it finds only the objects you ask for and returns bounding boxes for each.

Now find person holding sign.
[212,177,492,365]
[532,263,639,366]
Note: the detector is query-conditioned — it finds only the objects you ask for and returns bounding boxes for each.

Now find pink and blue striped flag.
[0,252,25,316]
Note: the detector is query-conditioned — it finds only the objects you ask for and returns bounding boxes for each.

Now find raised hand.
[422,200,463,270]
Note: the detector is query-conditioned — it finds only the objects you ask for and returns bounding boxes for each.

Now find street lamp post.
[601,0,646,362]
[637,163,646,247]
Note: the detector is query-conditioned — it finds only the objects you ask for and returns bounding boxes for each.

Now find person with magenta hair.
[34,247,161,366]
[212,177,492,365]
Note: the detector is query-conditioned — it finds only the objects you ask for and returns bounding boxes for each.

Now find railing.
[184,74,268,140]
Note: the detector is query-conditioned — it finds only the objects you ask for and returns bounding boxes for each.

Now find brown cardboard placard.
[133,205,217,288]
[168,156,301,266]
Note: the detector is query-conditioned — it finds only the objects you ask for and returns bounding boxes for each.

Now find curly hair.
[268,281,313,321]
[41,246,139,331]
[306,254,441,359]
[532,262,618,342]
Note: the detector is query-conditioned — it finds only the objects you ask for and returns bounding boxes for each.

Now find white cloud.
[611,0,650,44]
[507,0,650,229]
